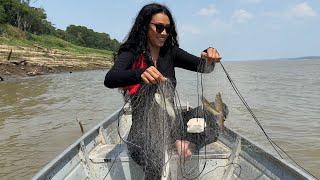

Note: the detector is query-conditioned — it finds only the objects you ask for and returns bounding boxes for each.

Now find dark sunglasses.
[150,23,171,34]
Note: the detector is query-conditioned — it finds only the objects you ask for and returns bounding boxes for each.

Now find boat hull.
[32,108,315,180]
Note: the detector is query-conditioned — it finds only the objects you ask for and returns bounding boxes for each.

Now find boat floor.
[88,140,235,180]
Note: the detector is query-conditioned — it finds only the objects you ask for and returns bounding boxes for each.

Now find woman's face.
[147,12,171,48]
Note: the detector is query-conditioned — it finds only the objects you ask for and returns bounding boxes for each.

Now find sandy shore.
[0,44,113,81]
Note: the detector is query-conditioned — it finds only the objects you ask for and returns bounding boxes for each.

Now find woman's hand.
[201,47,221,64]
[175,140,194,158]
[141,66,167,84]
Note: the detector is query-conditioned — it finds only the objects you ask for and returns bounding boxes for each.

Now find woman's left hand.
[201,47,221,63]
[175,140,194,158]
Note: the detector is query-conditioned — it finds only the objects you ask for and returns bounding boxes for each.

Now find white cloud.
[196,5,219,16]
[290,2,317,17]
[263,2,317,19]
[232,10,254,23]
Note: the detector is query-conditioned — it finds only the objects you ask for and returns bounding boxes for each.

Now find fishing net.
[107,60,317,180]
[114,61,230,179]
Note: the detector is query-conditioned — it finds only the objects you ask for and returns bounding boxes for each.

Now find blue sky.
[33,0,320,61]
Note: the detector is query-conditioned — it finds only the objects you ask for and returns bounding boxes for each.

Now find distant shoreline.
[227,56,320,62]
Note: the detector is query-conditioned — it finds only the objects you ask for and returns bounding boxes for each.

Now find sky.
[33,0,320,61]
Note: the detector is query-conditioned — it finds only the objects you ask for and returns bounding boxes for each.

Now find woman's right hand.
[141,66,166,84]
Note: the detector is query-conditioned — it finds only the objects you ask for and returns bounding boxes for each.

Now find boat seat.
[89,141,231,163]
[89,143,130,163]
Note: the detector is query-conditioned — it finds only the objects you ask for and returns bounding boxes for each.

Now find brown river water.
[0,59,319,179]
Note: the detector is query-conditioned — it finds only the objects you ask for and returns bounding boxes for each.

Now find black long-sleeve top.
[104,46,215,89]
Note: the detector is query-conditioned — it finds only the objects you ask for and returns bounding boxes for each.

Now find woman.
[104,3,221,179]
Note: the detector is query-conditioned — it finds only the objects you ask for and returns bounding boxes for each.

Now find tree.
[63,25,120,51]
[0,0,120,51]
[26,7,54,34]
[0,5,6,23]
[1,0,21,26]
[0,0,55,34]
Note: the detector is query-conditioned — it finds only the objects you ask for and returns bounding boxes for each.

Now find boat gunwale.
[219,127,316,180]
[31,109,122,180]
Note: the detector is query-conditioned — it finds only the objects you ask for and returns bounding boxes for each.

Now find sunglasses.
[150,23,172,34]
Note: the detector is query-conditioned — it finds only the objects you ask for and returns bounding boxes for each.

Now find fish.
[154,93,176,119]
[202,92,226,131]
[215,92,226,131]
[202,96,220,116]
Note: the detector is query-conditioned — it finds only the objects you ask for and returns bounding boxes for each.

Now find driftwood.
[76,117,85,135]
[26,69,43,76]
[10,60,27,66]
[32,44,51,53]
[33,44,45,50]
[7,49,12,61]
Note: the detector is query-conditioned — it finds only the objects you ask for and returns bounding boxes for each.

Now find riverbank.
[0,44,113,80]
[0,24,116,80]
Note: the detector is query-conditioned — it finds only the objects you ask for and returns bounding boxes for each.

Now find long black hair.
[118,3,179,56]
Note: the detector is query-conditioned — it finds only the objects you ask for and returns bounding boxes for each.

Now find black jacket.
[104,46,215,89]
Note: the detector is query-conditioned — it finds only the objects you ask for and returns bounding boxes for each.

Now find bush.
[0,24,27,39]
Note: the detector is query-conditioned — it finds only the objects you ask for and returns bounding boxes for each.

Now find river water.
[0,59,319,179]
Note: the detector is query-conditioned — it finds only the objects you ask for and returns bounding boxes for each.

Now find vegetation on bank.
[0,0,120,78]
[0,0,120,54]
[0,24,114,57]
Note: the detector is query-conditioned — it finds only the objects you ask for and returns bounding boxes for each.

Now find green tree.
[26,7,54,34]
[0,0,120,51]
[0,5,6,23]
[0,0,20,26]
[0,0,55,34]
[64,25,120,51]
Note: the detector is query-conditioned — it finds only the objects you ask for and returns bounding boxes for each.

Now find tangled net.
[117,73,224,179]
